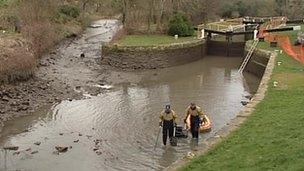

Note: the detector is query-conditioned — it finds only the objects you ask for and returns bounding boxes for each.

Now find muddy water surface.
[0,20,260,171]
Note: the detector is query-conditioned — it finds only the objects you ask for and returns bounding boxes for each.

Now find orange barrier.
[261,30,304,64]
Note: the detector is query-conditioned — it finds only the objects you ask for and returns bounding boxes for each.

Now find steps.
[238,40,259,73]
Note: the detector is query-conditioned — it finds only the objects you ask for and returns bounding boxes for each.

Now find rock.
[93,147,99,151]
[31,151,39,154]
[59,133,64,136]
[25,148,31,151]
[86,135,93,138]
[3,146,19,151]
[80,53,85,58]
[78,133,82,136]
[10,101,19,107]
[22,101,30,106]
[55,146,69,153]
[34,142,41,146]
[186,152,195,159]
[244,95,252,99]
[95,150,102,155]
[21,106,29,111]
[241,101,249,106]
[69,146,73,149]
[73,139,79,143]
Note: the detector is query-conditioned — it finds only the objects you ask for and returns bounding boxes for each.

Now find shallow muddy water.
[0,20,260,171]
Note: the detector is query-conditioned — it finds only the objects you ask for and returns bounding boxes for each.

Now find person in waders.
[183,103,205,139]
[159,105,177,146]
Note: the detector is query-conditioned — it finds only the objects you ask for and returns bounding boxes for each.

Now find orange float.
[186,114,212,133]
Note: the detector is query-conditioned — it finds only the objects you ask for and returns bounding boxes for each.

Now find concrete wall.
[101,40,205,70]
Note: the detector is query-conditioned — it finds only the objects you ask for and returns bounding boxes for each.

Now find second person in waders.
[183,103,205,139]
[159,105,177,146]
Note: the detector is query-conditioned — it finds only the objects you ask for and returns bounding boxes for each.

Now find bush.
[168,12,194,37]
[58,5,80,19]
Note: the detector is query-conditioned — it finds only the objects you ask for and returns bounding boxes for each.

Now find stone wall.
[244,42,272,78]
[207,40,245,57]
[100,40,205,70]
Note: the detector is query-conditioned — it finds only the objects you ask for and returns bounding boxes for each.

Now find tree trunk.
[122,0,127,25]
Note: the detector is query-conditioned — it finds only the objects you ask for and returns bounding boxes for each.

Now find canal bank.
[101,39,205,70]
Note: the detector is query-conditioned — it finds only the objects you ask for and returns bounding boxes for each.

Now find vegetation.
[181,27,304,171]
[168,12,194,37]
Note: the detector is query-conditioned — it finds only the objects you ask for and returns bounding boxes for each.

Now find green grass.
[181,26,304,171]
[117,34,197,46]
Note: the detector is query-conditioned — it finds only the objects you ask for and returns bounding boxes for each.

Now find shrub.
[168,12,194,37]
[58,5,80,19]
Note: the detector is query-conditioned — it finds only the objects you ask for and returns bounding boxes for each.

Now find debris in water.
[31,151,39,154]
[55,146,69,153]
[3,146,19,151]
[34,142,41,146]
[13,151,20,155]
[53,151,60,155]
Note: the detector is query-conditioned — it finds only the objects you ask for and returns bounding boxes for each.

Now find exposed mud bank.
[0,20,120,136]
[101,40,205,70]
[165,49,277,171]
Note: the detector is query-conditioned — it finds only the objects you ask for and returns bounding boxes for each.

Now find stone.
[25,148,31,151]
[10,101,19,107]
[241,101,249,106]
[59,133,64,136]
[78,133,82,136]
[93,147,99,151]
[22,101,30,106]
[73,139,79,143]
[95,150,102,155]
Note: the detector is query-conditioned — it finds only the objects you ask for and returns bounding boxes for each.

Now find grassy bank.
[181,30,304,170]
[116,34,197,46]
